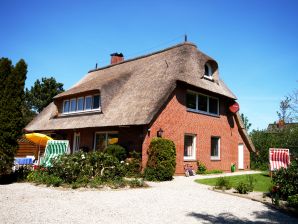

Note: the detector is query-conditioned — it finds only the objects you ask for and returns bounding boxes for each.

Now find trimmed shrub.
[215,177,231,190]
[196,161,207,174]
[105,144,127,161]
[272,158,298,199]
[144,137,176,181]
[236,182,250,194]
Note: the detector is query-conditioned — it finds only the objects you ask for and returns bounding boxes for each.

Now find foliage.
[144,137,176,181]
[272,158,298,200]
[250,126,298,170]
[49,151,125,183]
[235,182,251,194]
[105,144,127,161]
[277,97,293,123]
[196,161,207,174]
[125,151,142,178]
[288,87,298,121]
[127,178,145,188]
[215,177,231,190]
[25,77,64,113]
[27,151,144,189]
[196,173,270,192]
[0,58,27,176]
[241,113,252,132]
[287,194,298,209]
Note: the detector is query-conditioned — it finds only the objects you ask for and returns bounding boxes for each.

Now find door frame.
[238,143,244,169]
[73,132,80,153]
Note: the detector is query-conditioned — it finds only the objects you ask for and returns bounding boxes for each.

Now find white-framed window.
[63,100,70,113]
[62,94,101,115]
[85,96,92,111]
[211,136,220,160]
[70,98,77,112]
[94,132,119,151]
[77,97,84,111]
[186,91,219,116]
[184,134,196,161]
[204,63,213,79]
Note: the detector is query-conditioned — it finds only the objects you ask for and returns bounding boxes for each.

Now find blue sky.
[1,0,297,130]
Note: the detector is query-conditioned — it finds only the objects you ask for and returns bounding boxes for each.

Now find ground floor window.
[94,132,119,151]
[211,136,220,160]
[73,132,80,153]
[184,134,196,161]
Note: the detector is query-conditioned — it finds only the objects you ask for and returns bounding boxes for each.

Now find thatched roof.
[25,42,237,131]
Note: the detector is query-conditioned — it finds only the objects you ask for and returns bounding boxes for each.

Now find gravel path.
[0,172,297,224]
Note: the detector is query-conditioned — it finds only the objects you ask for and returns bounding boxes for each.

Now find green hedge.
[144,137,176,181]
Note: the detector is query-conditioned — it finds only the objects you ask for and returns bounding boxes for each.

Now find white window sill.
[187,108,219,117]
[211,157,220,161]
[61,108,101,116]
[203,75,214,81]
[184,157,196,161]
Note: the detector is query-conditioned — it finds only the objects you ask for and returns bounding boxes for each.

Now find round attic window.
[204,63,213,77]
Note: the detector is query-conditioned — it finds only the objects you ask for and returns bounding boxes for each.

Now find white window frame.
[85,95,92,111]
[186,90,219,116]
[204,63,213,80]
[77,97,84,112]
[63,100,70,114]
[184,134,196,161]
[69,98,77,113]
[93,131,119,151]
[211,136,220,160]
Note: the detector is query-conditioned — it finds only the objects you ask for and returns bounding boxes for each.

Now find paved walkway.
[0,171,297,224]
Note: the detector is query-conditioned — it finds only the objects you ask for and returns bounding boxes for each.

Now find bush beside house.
[144,137,176,181]
[27,150,145,189]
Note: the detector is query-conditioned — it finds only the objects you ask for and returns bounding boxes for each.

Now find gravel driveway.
[0,172,297,224]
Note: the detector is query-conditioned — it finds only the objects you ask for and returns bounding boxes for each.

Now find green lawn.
[195,173,272,192]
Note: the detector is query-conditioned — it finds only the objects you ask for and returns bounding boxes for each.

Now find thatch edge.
[234,112,255,152]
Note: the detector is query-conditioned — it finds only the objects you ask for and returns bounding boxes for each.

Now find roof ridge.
[88,42,197,73]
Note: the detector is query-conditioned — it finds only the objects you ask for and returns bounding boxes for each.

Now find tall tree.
[25,77,64,113]
[0,58,27,175]
[240,113,252,131]
[277,97,292,123]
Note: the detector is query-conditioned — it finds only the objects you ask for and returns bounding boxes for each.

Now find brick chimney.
[110,53,124,64]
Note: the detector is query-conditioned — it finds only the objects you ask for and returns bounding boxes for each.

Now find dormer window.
[62,94,101,115]
[204,63,213,78]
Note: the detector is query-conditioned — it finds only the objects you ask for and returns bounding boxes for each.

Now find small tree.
[241,113,252,132]
[277,97,292,123]
[144,137,176,181]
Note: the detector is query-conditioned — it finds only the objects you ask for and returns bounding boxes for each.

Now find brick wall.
[142,86,250,174]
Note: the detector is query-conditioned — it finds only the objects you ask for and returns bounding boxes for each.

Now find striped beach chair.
[41,140,70,167]
[269,148,290,172]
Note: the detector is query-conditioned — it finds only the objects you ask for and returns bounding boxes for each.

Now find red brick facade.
[142,86,250,174]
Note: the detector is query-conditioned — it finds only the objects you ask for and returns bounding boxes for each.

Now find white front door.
[238,144,244,169]
[73,132,80,153]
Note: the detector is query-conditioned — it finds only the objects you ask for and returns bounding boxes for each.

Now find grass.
[195,172,272,192]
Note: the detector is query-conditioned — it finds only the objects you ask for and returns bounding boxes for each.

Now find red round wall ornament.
[229,102,240,113]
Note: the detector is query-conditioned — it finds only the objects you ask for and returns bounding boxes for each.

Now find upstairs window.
[204,63,213,78]
[63,100,69,113]
[186,91,219,116]
[85,96,92,110]
[70,99,77,112]
[62,94,101,114]
[77,97,84,111]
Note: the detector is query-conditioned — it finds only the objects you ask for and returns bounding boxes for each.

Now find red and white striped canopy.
[269,148,290,171]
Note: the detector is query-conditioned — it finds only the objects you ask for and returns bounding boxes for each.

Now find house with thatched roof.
[25,42,255,174]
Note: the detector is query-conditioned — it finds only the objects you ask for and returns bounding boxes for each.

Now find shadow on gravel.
[187,208,298,224]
